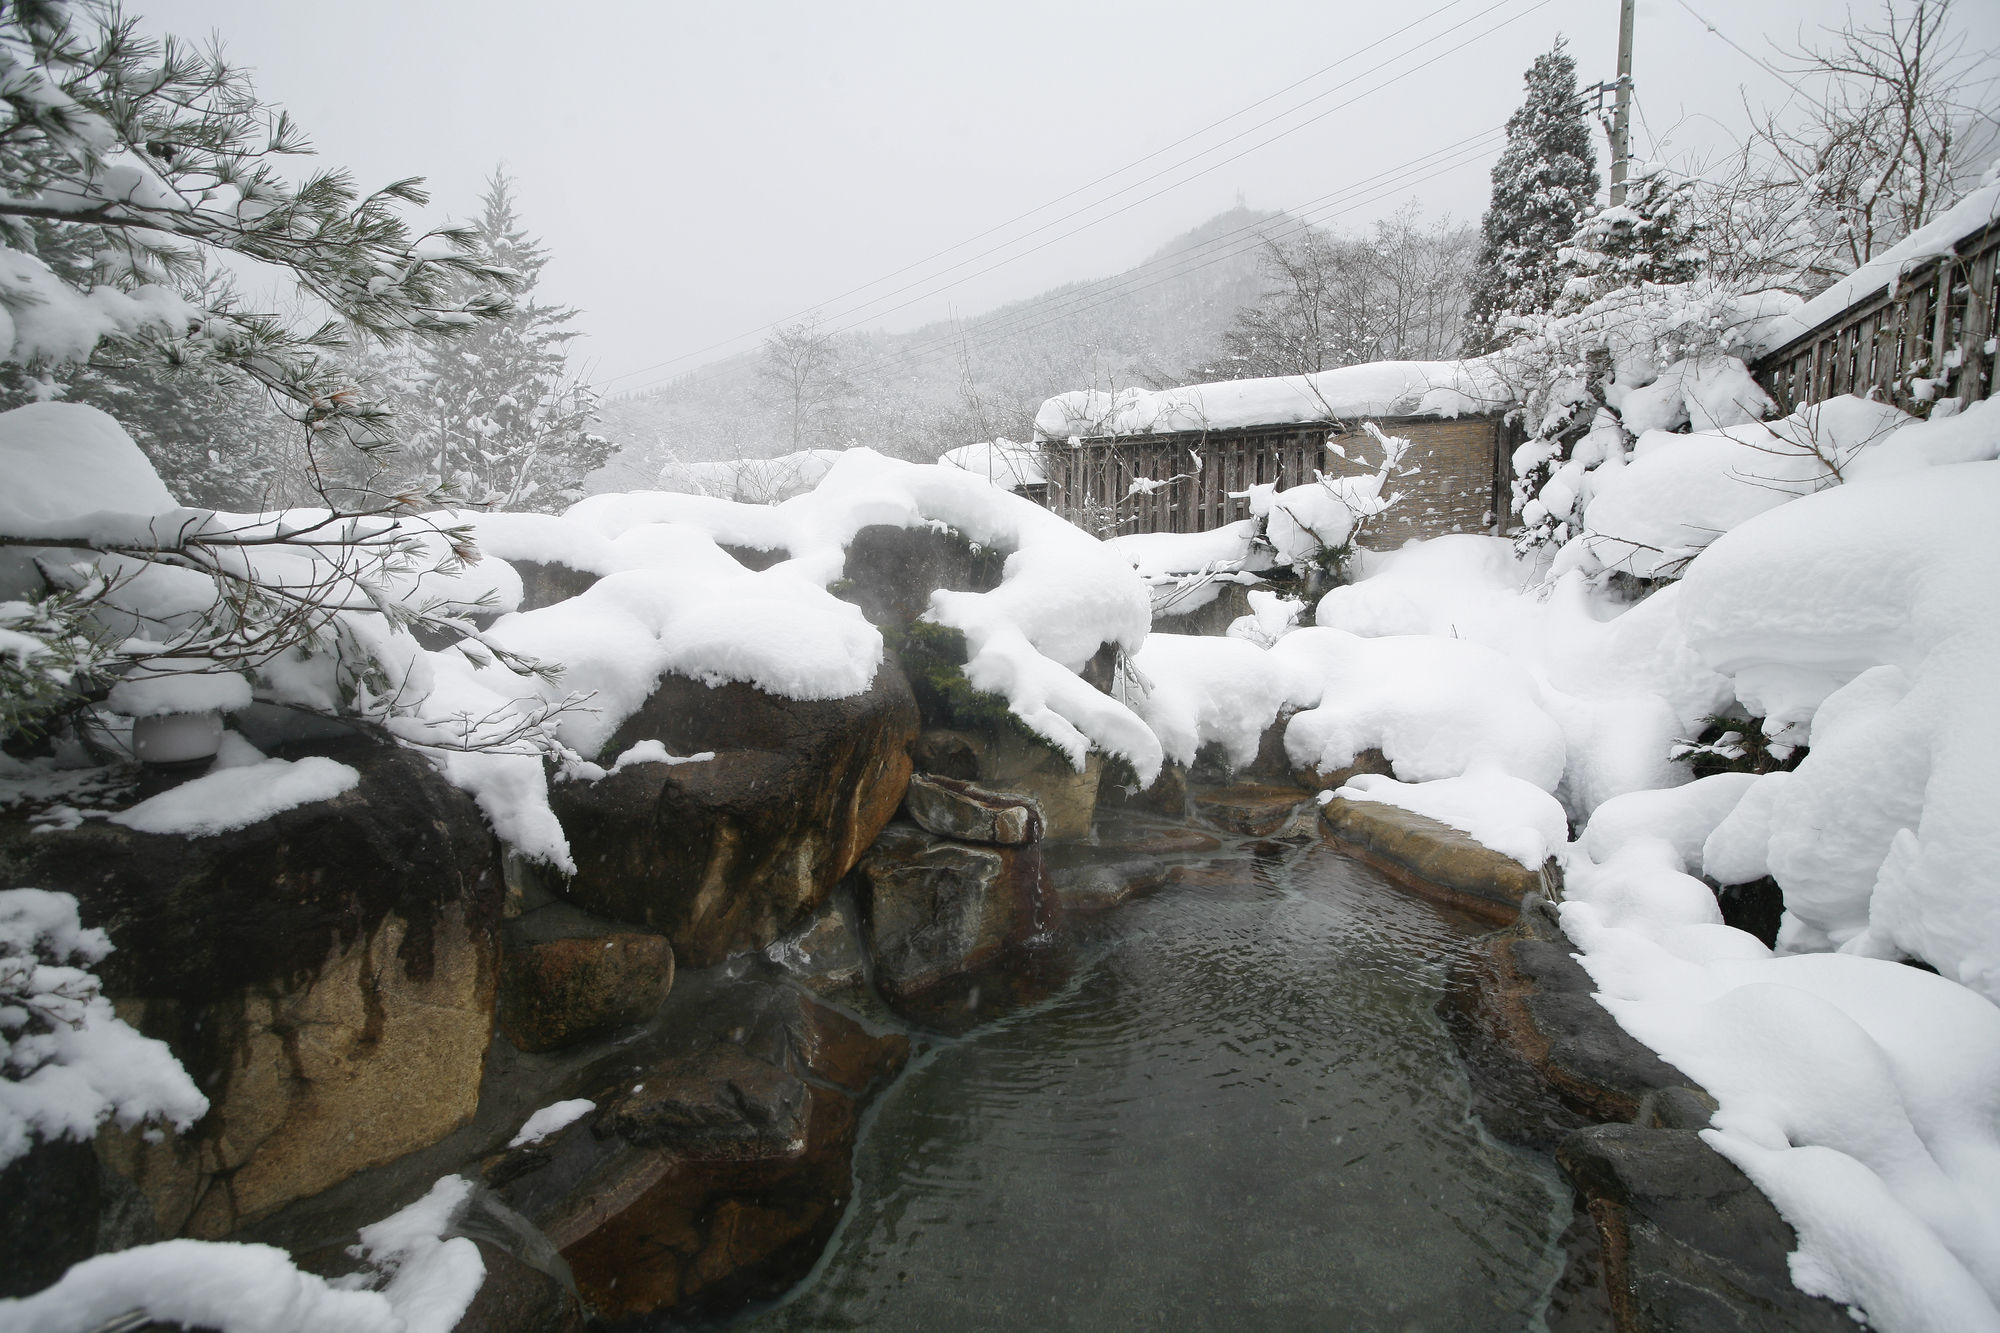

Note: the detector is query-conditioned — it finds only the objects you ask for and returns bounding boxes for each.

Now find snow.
[0,403,176,535]
[939,438,1047,491]
[1570,396,1914,579]
[656,448,848,504]
[1273,629,1568,791]
[1129,633,1287,771]
[0,248,191,372]
[1334,765,1569,867]
[0,1175,484,1333]
[0,888,208,1169]
[1560,846,2000,1331]
[1580,772,1758,872]
[509,1098,595,1147]
[107,757,361,836]
[1111,519,1271,618]
[105,659,254,719]
[1755,181,2000,354]
[1034,358,1514,438]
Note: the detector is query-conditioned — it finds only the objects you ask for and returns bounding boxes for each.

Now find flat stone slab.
[904,772,1041,845]
[1188,782,1316,837]
[1319,795,1549,921]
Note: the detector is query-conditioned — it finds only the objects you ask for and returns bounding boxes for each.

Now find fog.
[137,0,2000,390]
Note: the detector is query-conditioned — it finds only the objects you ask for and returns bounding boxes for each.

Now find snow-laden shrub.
[0,887,206,1168]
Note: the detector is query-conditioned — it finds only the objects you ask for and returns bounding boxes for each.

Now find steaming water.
[735,837,1571,1332]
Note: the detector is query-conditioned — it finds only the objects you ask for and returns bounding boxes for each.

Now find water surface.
[738,837,1569,1332]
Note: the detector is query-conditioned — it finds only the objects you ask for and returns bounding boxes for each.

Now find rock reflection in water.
[732,840,1569,1331]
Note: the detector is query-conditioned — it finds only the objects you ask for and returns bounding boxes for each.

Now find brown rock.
[488,969,908,1323]
[763,891,867,992]
[839,524,1003,628]
[554,665,919,966]
[914,727,1101,841]
[499,926,674,1054]
[1098,757,1189,819]
[1294,745,1397,792]
[856,823,1051,1006]
[1320,794,1549,921]
[1188,781,1315,837]
[904,772,1042,845]
[0,738,503,1239]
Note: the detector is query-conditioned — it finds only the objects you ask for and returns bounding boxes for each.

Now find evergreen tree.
[398,171,609,511]
[1465,39,1599,351]
[1555,166,1707,313]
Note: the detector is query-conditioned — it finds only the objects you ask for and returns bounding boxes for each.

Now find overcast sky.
[137,0,2000,395]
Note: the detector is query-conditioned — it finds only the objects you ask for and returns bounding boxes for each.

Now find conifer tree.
[1465,39,1599,351]
[1555,166,1707,314]
[399,171,609,511]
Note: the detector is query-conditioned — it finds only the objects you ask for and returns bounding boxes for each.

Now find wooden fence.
[1754,213,2000,415]
[1039,425,1328,537]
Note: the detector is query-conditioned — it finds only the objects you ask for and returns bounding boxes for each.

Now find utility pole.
[1609,0,1635,204]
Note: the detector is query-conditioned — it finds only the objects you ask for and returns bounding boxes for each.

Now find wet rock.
[855,823,1053,1015]
[453,1238,587,1333]
[1714,876,1785,949]
[839,524,1003,628]
[1045,815,1220,914]
[511,559,600,612]
[0,1138,105,1297]
[1189,781,1316,837]
[498,909,674,1054]
[1557,1124,1856,1333]
[0,737,502,1239]
[486,967,907,1323]
[555,665,918,967]
[1319,794,1549,921]
[763,889,867,992]
[1097,757,1188,819]
[904,772,1042,845]
[1293,745,1396,792]
[913,727,1102,842]
[1149,579,1257,637]
[1449,898,1692,1138]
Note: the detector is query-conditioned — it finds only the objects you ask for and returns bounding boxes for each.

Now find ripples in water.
[734,839,1570,1332]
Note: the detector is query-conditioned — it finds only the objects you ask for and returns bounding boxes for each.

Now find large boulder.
[498,902,675,1054]
[555,665,919,967]
[839,523,1004,628]
[855,822,1064,1029]
[486,965,907,1322]
[0,737,503,1240]
[911,727,1101,842]
[903,772,1041,844]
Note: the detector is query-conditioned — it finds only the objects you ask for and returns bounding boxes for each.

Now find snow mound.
[1335,765,1569,867]
[0,402,176,535]
[1580,772,1759,872]
[1034,358,1513,438]
[108,757,360,837]
[939,438,1046,491]
[0,888,207,1169]
[1130,633,1287,771]
[1572,396,1913,580]
[509,1098,595,1147]
[1274,628,1567,791]
[0,1174,485,1333]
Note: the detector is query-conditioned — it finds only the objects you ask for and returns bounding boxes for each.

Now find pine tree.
[399,171,610,511]
[1465,39,1600,351]
[1555,166,1707,313]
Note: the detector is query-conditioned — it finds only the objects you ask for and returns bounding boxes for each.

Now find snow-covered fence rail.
[1041,426,1326,537]
[1754,212,2000,416]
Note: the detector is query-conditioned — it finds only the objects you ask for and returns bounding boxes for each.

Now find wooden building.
[1037,412,1520,544]
[1753,196,1999,415]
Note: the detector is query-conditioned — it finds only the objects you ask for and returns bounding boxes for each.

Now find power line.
[600,0,1541,388]
[613,131,1501,402]
[1669,0,1808,96]
[615,0,1552,398]
[835,137,1509,386]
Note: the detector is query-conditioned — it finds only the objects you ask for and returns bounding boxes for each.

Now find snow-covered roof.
[937,438,1046,490]
[1754,180,2000,355]
[1032,359,1515,441]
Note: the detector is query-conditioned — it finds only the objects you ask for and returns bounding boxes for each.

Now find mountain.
[587,207,1283,492]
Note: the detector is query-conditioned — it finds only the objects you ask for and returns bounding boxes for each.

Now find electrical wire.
[601,0,1549,388]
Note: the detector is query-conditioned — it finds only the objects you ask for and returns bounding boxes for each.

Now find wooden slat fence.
[1755,215,2000,415]
[1039,425,1328,538]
